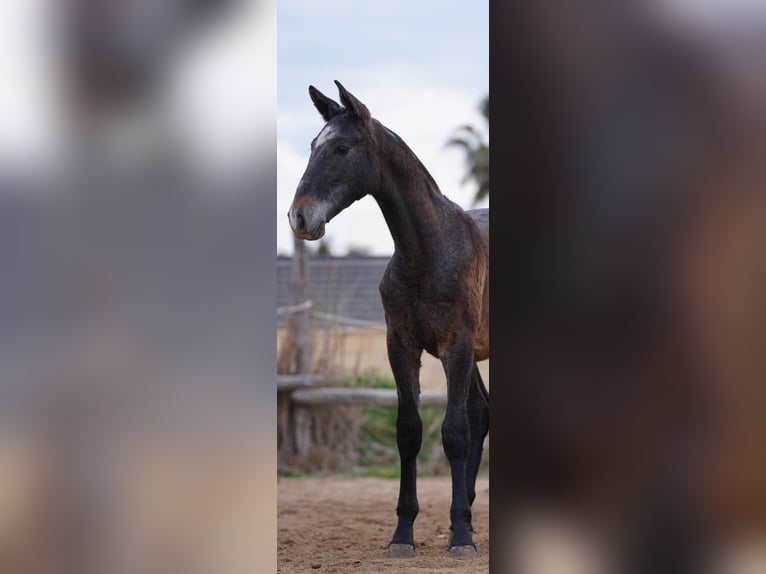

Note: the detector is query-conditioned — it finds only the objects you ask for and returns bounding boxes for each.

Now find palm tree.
[447,96,489,205]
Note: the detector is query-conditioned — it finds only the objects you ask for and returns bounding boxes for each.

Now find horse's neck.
[371,135,454,266]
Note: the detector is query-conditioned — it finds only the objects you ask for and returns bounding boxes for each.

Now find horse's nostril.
[296,212,306,231]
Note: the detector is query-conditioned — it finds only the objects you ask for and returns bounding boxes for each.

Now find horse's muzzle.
[288,199,326,240]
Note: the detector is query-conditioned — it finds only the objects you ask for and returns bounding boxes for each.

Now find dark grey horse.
[288,81,490,558]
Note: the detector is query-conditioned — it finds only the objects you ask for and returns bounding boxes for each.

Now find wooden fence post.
[278,238,313,465]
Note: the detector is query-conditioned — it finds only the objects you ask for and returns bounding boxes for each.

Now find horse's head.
[288,81,378,240]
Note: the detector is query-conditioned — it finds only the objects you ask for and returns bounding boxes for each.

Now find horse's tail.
[473,364,489,406]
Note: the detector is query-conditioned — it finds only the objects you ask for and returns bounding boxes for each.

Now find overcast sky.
[276,0,489,255]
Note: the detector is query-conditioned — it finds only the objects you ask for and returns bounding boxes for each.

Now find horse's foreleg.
[466,364,489,510]
[386,336,422,558]
[442,342,478,556]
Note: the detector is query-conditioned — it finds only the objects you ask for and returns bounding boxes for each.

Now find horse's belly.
[474,341,489,362]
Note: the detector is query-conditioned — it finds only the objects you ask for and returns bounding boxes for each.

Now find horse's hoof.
[449,544,477,558]
[387,543,415,558]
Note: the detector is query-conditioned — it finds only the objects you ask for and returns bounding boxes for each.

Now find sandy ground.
[278,476,489,574]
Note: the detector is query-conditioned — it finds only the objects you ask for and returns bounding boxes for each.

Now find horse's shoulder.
[379,257,407,293]
[378,261,399,299]
[379,258,434,306]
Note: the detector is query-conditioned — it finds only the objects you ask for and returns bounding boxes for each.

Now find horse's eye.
[335,144,350,155]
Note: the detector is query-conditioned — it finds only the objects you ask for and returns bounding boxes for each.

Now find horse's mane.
[372,119,444,199]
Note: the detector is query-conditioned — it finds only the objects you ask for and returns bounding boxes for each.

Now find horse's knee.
[396,408,422,455]
[442,416,469,460]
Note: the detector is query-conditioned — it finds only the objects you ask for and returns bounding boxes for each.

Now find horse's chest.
[381,291,458,358]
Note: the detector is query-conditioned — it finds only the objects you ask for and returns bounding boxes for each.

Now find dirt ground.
[278,476,489,574]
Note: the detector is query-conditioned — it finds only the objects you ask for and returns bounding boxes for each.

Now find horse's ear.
[309,85,342,122]
[334,81,372,127]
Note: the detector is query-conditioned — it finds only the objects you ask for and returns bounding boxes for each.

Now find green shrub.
[312,371,490,478]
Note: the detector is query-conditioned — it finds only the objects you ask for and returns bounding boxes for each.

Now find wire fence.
[277,299,387,330]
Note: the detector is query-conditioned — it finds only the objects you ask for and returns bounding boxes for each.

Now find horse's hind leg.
[386,337,423,558]
[466,364,489,513]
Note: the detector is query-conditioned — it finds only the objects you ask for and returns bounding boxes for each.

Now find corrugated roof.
[277,255,389,328]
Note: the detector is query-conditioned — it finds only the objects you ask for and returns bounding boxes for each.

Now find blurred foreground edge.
[0,1,277,574]
[492,2,765,573]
